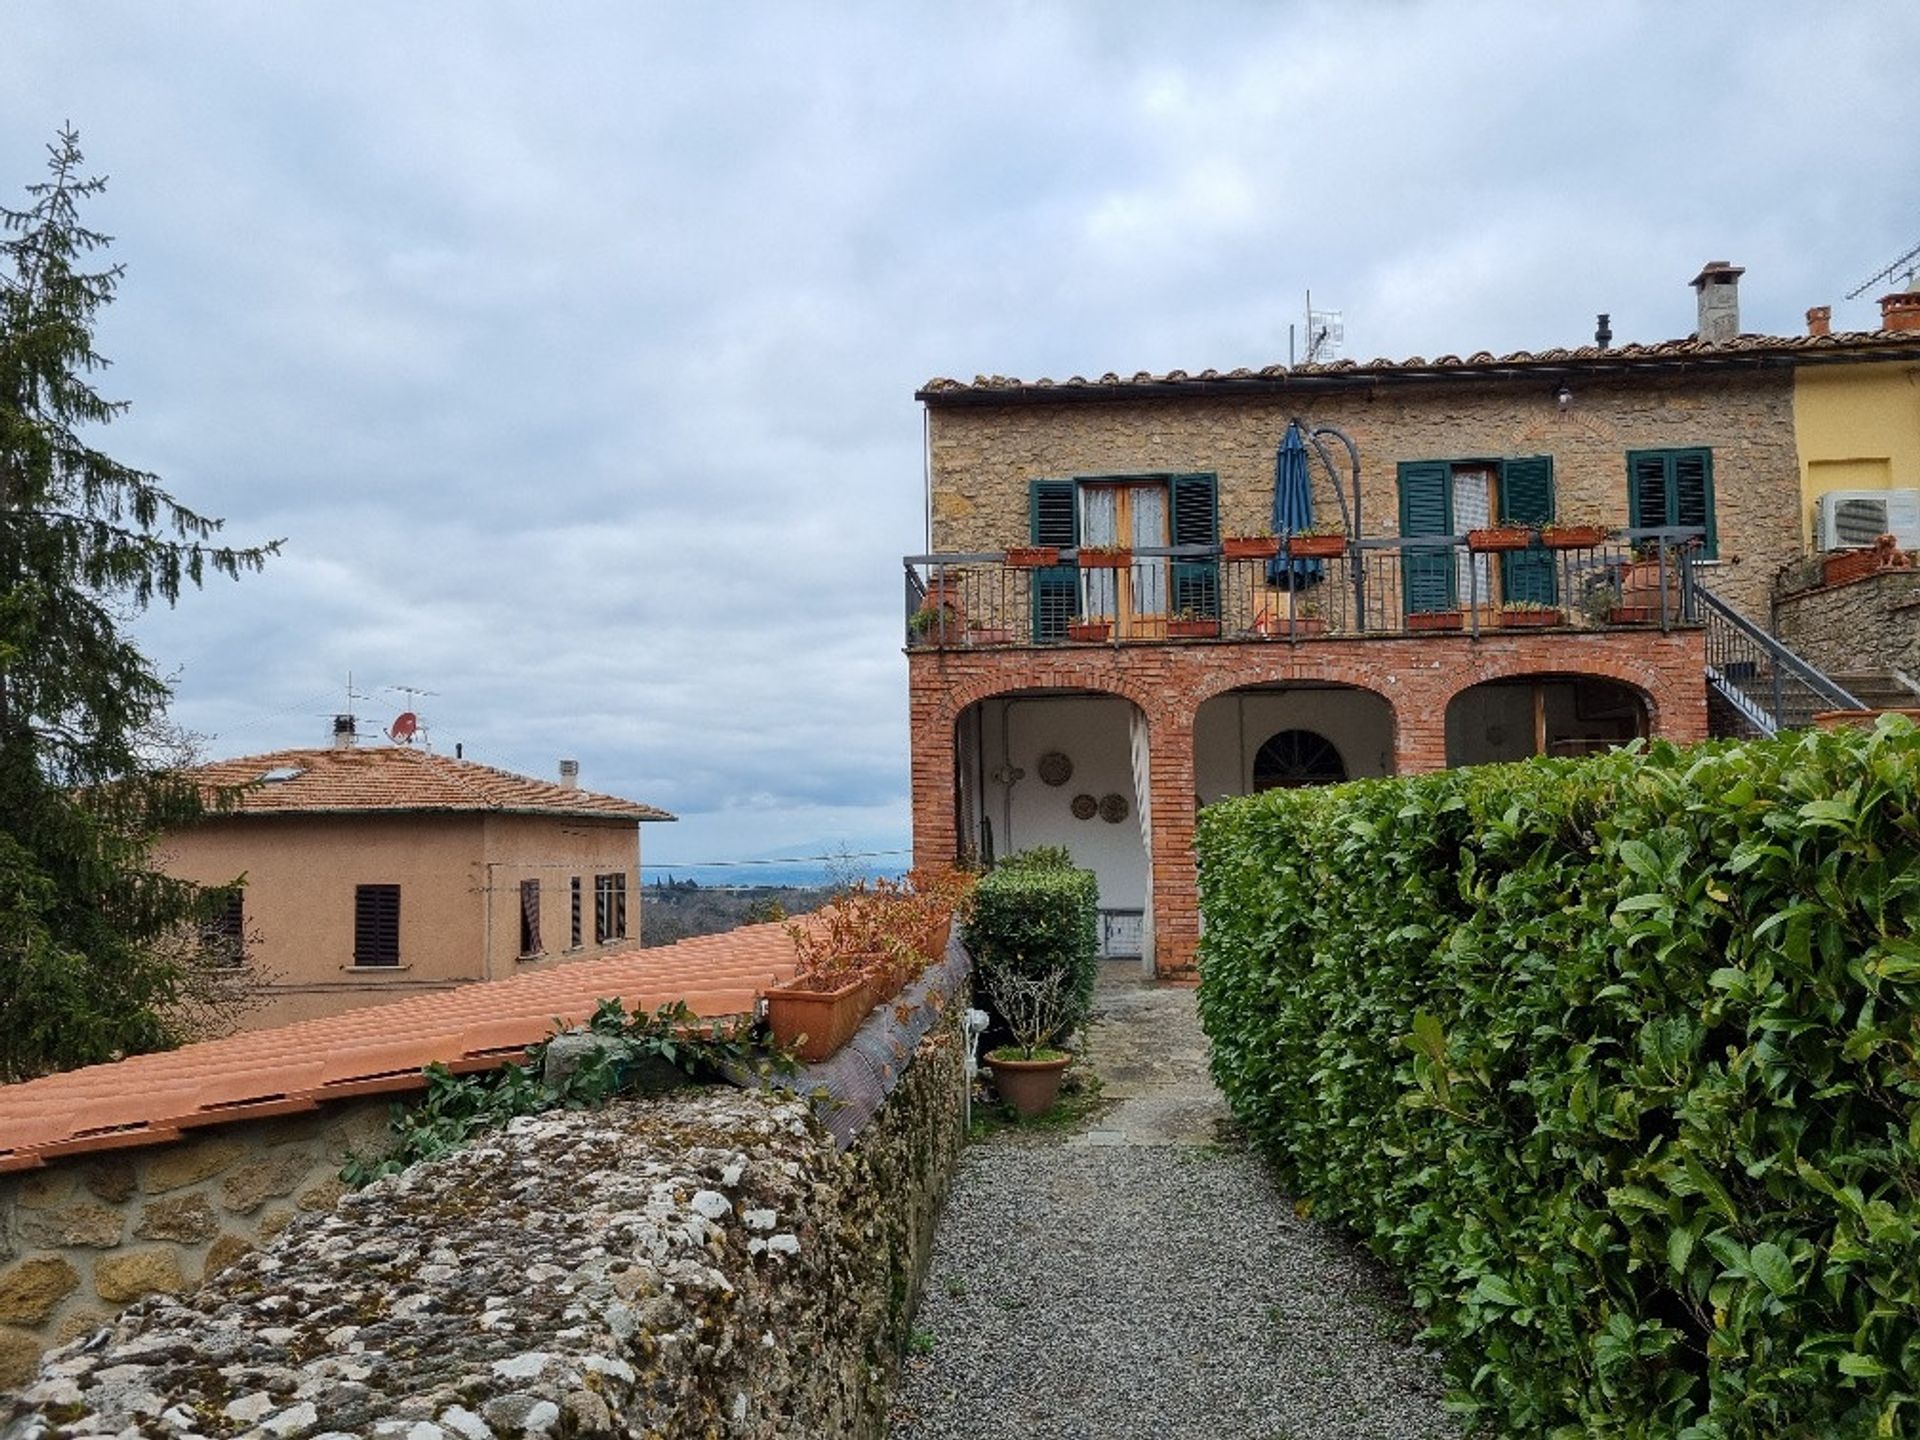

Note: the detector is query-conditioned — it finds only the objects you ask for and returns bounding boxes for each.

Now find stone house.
[905,266,1920,977]
[160,735,672,1030]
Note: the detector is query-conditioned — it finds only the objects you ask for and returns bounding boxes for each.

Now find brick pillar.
[1392,678,1450,774]
[908,673,957,873]
[1145,706,1200,979]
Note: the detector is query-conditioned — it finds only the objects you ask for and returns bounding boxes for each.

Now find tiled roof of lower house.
[188,746,674,823]
[917,329,1920,403]
[0,923,798,1173]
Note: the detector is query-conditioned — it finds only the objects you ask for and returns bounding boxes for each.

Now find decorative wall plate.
[1099,792,1130,824]
[1070,792,1098,820]
[1037,750,1074,787]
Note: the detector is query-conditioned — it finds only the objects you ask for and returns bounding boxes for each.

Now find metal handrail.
[1692,582,1865,734]
[1693,586,1866,709]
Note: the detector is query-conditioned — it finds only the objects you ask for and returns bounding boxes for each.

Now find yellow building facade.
[1793,359,1920,547]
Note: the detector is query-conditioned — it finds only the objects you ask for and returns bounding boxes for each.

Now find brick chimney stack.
[1806,306,1831,337]
[558,759,580,789]
[1879,288,1920,333]
[1691,261,1744,343]
[331,715,356,750]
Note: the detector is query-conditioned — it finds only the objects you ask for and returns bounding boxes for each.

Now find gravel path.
[889,966,1457,1440]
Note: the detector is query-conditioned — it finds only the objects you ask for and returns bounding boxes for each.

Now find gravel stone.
[889,966,1457,1440]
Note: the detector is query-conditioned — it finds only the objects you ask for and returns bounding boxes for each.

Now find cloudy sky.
[5,2,1916,873]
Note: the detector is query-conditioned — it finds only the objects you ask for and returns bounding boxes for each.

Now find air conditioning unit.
[1815,488,1920,551]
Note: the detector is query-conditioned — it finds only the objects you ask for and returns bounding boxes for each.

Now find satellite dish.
[388,712,418,744]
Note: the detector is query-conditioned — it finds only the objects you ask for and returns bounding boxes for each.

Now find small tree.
[0,127,278,1078]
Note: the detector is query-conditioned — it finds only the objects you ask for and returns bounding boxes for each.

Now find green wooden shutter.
[1498,455,1558,604]
[1029,478,1079,641]
[1672,449,1716,557]
[1169,472,1220,618]
[1627,451,1671,530]
[1398,461,1455,615]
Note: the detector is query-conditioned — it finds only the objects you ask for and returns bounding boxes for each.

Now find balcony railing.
[903,528,1705,648]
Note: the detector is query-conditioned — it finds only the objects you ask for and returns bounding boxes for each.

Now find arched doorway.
[1193,683,1394,805]
[1251,728,1349,789]
[1444,675,1649,766]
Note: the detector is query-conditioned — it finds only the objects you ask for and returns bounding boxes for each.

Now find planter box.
[1541,525,1608,550]
[1606,604,1665,625]
[763,976,872,1063]
[1076,549,1132,569]
[1167,618,1221,639]
[1406,610,1464,632]
[1498,608,1565,628]
[1004,546,1059,568]
[1254,614,1328,637]
[1222,536,1279,560]
[1065,620,1112,643]
[1822,549,1883,587]
[964,625,1015,646]
[1283,534,1346,558]
[1467,527,1532,552]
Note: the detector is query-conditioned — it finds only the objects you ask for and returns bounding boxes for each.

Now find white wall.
[1193,687,1395,804]
[968,695,1148,910]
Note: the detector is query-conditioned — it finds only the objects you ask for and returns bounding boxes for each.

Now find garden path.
[889,962,1458,1440]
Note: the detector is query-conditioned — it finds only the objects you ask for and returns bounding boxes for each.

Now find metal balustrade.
[1694,584,1865,735]
[903,529,1706,648]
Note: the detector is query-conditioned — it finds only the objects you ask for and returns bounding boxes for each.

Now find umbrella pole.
[1306,426,1365,631]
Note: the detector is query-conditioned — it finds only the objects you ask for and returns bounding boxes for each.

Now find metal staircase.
[1694,583,1867,736]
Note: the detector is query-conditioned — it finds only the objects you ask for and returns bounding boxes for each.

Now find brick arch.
[1433,656,1667,734]
[1186,666,1398,714]
[925,668,1155,737]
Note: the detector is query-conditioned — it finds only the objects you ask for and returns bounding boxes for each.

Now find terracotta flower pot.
[1076,549,1132,570]
[1498,608,1564,628]
[1167,618,1221,639]
[1222,536,1279,560]
[1467,527,1532,552]
[985,1050,1072,1117]
[1406,610,1464,632]
[1284,534,1346,558]
[1005,546,1059,568]
[965,625,1015,646]
[762,976,873,1062]
[1607,604,1664,625]
[1065,620,1112,643]
[1540,525,1608,550]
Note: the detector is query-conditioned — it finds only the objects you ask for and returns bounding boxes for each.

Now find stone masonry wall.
[1,1017,967,1437]
[926,370,1801,624]
[1773,569,1920,678]
[0,1099,395,1389]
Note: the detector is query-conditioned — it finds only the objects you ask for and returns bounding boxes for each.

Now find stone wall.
[1773,568,1920,678]
[926,370,1800,624]
[1,1016,967,1436]
[0,1099,395,1388]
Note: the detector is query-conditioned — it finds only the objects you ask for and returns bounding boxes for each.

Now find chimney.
[1806,305,1831,337]
[331,714,357,750]
[1878,288,1920,333]
[1691,261,1744,343]
[558,759,580,790]
[1595,313,1612,349]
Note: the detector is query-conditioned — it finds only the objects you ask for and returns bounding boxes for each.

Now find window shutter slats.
[1170,472,1220,618]
[1398,461,1456,614]
[1029,478,1080,641]
[1628,452,1670,529]
[1030,479,1077,547]
[1627,447,1715,558]
[1498,456,1558,604]
[354,884,400,967]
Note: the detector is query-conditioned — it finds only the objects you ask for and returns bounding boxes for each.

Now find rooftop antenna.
[1304,288,1343,363]
[385,684,438,749]
[1845,240,1920,300]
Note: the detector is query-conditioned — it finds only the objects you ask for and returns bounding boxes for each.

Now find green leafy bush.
[1197,719,1920,1439]
[963,851,1099,1046]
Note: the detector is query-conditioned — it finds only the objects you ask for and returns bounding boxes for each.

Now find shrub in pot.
[961,848,1100,1067]
[977,960,1076,1117]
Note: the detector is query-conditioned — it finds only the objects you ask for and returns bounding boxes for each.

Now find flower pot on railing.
[1283,534,1346,559]
[1222,535,1280,560]
[1618,557,1679,609]
[1497,606,1565,628]
[762,975,873,1063]
[1004,546,1059,568]
[1076,547,1132,570]
[1467,526,1532,552]
[1167,617,1221,639]
[965,624,1015,646]
[1406,610,1464,632]
[1606,604,1664,625]
[1065,619,1113,643]
[1540,524,1609,550]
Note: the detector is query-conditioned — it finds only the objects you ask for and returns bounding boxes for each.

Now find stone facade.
[1,1014,966,1437]
[1774,569,1920,679]
[909,630,1708,978]
[926,371,1800,624]
[0,1099,395,1388]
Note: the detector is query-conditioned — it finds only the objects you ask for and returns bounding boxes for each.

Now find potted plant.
[1166,607,1220,639]
[766,880,919,1060]
[1075,545,1132,570]
[1467,524,1532,552]
[1222,530,1279,561]
[1406,608,1464,632]
[964,622,1015,645]
[979,963,1076,1117]
[1004,545,1060,568]
[1282,524,1346,559]
[1497,599,1565,627]
[1065,617,1112,642]
[1540,519,1609,550]
[907,603,958,646]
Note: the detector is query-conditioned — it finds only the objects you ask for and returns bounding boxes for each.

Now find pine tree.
[0,127,279,1079]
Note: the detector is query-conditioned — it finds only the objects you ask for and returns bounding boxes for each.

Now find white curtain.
[1079,486,1118,617]
[1131,485,1169,616]
[1128,706,1155,974]
[1454,467,1493,607]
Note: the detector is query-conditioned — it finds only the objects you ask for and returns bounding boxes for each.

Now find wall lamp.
[1554,382,1574,413]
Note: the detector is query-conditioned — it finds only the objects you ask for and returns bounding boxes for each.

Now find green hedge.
[962,852,1100,1043]
[1196,720,1920,1439]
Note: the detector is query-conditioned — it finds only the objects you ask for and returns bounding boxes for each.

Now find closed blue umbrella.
[1266,420,1323,590]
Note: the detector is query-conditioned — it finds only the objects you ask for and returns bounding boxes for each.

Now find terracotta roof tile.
[188,746,673,823]
[0,922,801,1172]
[917,329,1920,402]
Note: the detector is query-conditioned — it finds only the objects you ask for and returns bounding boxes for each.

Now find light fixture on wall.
[1554,382,1574,413]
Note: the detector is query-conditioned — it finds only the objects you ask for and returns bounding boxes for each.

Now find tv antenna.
[1303,288,1343,363]
[384,685,437,748]
[1845,240,1920,300]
